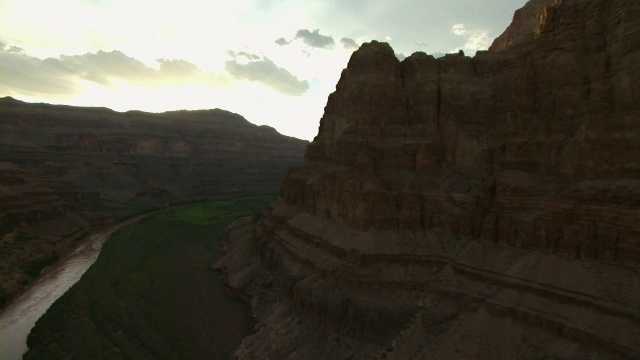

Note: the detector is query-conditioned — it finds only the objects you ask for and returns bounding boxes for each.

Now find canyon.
[217,0,640,358]
[0,98,307,308]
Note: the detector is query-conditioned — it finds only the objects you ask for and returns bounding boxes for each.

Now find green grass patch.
[157,193,276,226]
[25,193,275,360]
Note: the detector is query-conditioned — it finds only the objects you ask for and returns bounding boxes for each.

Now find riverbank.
[23,194,276,359]
[0,195,157,311]
[0,208,166,360]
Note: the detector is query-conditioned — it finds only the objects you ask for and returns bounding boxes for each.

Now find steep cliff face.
[285,0,640,264]
[218,0,640,358]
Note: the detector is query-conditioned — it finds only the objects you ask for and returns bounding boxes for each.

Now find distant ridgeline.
[0,96,307,308]
[0,97,307,206]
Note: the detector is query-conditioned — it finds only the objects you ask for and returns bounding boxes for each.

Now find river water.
[0,214,152,360]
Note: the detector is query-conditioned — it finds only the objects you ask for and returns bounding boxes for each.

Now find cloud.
[295,29,335,49]
[156,58,205,79]
[451,24,466,36]
[0,44,223,97]
[451,23,491,53]
[0,43,80,96]
[52,50,153,85]
[277,30,356,51]
[275,37,291,46]
[225,52,309,96]
[0,44,307,102]
[229,51,261,61]
[340,37,359,50]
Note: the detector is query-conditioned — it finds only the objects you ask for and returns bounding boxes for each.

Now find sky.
[0,0,528,140]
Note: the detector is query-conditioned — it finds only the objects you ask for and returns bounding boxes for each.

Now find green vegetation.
[25,193,276,360]
[159,194,275,226]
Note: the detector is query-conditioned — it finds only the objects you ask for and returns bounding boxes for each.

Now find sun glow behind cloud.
[0,0,528,140]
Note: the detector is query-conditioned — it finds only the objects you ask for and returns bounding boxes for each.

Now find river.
[0,215,153,360]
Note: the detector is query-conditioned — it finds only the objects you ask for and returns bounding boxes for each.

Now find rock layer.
[0,97,308,205]
[218,0,640,358]
[0,98,307,308]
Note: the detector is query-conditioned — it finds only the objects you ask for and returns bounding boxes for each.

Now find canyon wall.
[0,97,307,205]
[217,0,640,358]
[0,98,307,308]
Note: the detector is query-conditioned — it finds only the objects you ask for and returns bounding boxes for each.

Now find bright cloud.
[225,51,309,96]
[0,0,529,140]
[0,44,227,97]
[451,23,492,54]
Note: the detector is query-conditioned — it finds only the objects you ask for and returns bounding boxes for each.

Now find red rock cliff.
[284,0,640,264]
[218,0,640,358]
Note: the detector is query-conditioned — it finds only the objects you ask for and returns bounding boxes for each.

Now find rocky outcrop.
[0,98,307,309]
[217,0,640,358]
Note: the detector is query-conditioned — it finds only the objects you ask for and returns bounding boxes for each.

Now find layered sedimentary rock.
[0,97,307,205]
[217,0,640,358]
[0,98,307,308]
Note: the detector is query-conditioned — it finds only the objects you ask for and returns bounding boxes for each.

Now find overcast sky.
[0,0,528,140]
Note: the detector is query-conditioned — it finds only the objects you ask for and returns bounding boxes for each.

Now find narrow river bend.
[0,215,152,360]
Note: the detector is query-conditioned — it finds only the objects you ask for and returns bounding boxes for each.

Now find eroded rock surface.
[0,98,307,205]
[217,0,640,358]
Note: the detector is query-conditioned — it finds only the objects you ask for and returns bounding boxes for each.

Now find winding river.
[0,215,152,360]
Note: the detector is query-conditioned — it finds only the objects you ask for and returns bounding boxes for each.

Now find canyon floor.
[23,194,275,360]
